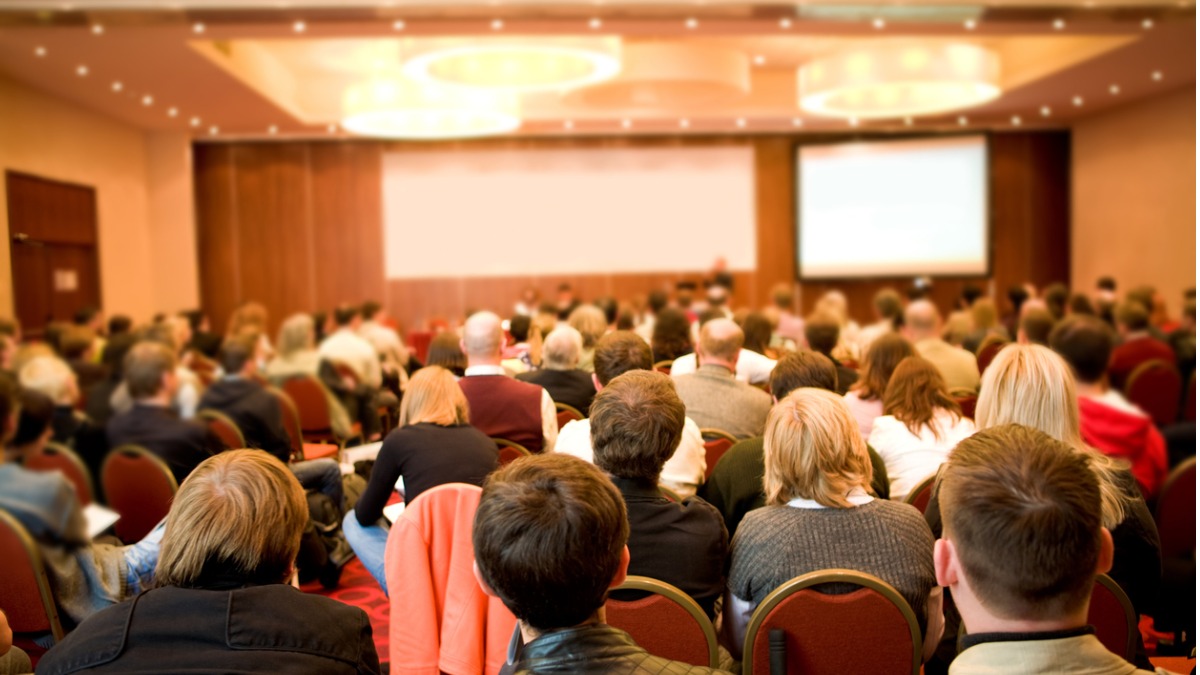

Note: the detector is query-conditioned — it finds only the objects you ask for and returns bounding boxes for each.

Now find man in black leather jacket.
[472,453,732,675]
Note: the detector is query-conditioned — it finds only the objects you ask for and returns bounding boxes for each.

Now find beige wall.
[1072,86,1197,315]
[0,75,198,324]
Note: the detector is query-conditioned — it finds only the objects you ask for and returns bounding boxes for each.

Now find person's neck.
[136,393,173,407]
[519,608,605,644]
[467,355,502,368]
[698,358,736,373]
[956,585,1088,636]
[1075,379,1109,398]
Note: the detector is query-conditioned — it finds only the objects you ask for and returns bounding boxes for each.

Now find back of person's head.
[0,374,17,444]
[1042,283,1069,320]
[276,313,315,358]
[361,300,382,320]
[904,300,941,337]
[102,333,137,376]
[940,425,1105,621]
[333,304,359,327]
[647,290,669,314]
[1069,294,1095,316]
[541,326,583,371]
[970,297,999,331]
[595,297,618,326]
[1007,285,1030,310]
[124,341,177,400]
[650,308,692,360]
[1114,300,1150,332]
[594,331,652,387]
[107,314,133,336]
[568,305,607,350]
[763,388,871,508]
[473,454,629,632]
[180,310,205,334]
[675,282,696,308]
[10,388,54,448]
[73,306,100,327]
[218,334,258,375]
[698,318,743,364]
[771,283,795,311]
[509,315,532,343]
[0,317,20,339]
[58,326,94,361]
[43,321,69,355]
[1126,286,1155,314]
[19,356,78,406]
[1097,276,1117,293]
[156,450,308,587]
[769,351,836,399]
[427,331,468,375]
[873,288,904,321]
[804,312,840,356]
[883,356,960,440]
[462,311,504,358]
[1018,308,1055,346]
[591,371,685,482]
[959,284,984,309]
[740,312,773,356]
[400,366,469,427]
[854,333,915,401]
[696,307,726,328]
[1049,315,1115,385]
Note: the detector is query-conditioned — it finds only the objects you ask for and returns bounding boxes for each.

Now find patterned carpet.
[301,559,391,667]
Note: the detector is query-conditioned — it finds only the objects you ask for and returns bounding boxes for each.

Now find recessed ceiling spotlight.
[1142,18,1154,29]
[1011,115,1022,126]
[904,116,914,126]
[193,22,205,34]
[91,24,104,35]
[588,17,602,29]
[34,46,46,57]
[792,117,803,127]
[1040,105,1052,117]
[292,20,306,33]
[268,125,278,134]
[490,18,504,30]
[849,117,859,127]
[684,17,699,29]
[75,64,88,76]
[563,120,574,129]
[779,17,792,29]
[679,118,690,128]
[964,18,977,30]
[208,125,219,136]
[167,107,178,117]
[1052,18,1065,30]
[621,118,632,129]
[392,19,406,30]
[1109,84,1120,95]
[753,54,766,66]
[872,17,886,29]
[190,116,201,127]
[327,123,338,133]
[958,115,968,126]
[142,94,153,106]
[736,117,746,128]
[111,81,123,92]
[1152,70,1163,81]
[1072,95,1084,106]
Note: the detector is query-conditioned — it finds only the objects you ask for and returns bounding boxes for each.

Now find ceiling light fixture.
[1011,115,1022,126]
[1109,84,1120,94]
[679,118,690,128]
[1052,18,1065,30]
[293,20,306,33]
[190,116,201,126]
[193,22,205,34]
[327,123,338,132]
[392,19,406,30]
[341,77,521,139]
[490,18,504,30]
[75,64,88,76]
[404,38,621,92]
[792,117,803,127]
[964,18,977,30]
[563,120,574,129]
[753,54,766,66]
[589,17,602,29]
[209,125,219,136]
[1142,18,1154,29]
[797,43,1000,119]
[849,117,859,127]
[779,17,793,29]
[684,17,699,29]
[736,117,746,128]
[872,17,885,29]
[567,43,749,108]
[1152,70,1163,81]
[1072,95,1084,106]
[268,125,278,134]
[91,24,104,35]
[142,95,153,106]
[34,46,46,57]
[1040,105,1051,117]
[111,81,123,92]
[958,115,968,126]
[621,118,632,128]
[168,107,178,117]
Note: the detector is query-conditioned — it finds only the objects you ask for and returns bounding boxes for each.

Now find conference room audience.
[60,325,108,391]
[182,309,222,359]
[106,314,132,339]
[670,309,777,385]
[1017,306,1055,345]
[424,331,467,377]
[722,388,940,661]
[1049,315,1168,497]
[739,311,775,359]
[107,341,225,484]
[905,300,981,393]
[650,306,693,363]
[38,450,381,674]
[962,297,1011,354]
[556,331,706,496]
[1042,281,1070,320]
[358,300,410,376]
[458,311,557,453]
[673,318,772,439]
[805,312,859,395]
[856,287,904,355]
[18,355,109,482]
[84,333,135,425]
[1001,285,1030,338]
[769,283,805,347]
[843,333,915,440]
[265,313,354,440]
[591,370,728,617]
[868,356,975,502]
[1108,300,1177,390]
[473,453,730,674]
[319,305,384,391]
[634,289,669,344]
[501,314,536,372]
[567,304,607,373]
[515,326,595,414]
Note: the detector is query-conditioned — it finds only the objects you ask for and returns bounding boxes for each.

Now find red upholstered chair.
[101,445,178,543]
[1088,573,1138,662]
[653,360,674,375]
[0,509,66,645]
[975,335,1009,375]
[493,438,531,466]
[1125,359,1183,426]
[954,396,977,420]
[555,402,585,429]
[904,472,938,515]
[742,569,922,675]
[197,409,246,449]
[265,386,338,462]
[1156,457,1196,561]
[407,330,433,365]
[605,576,719,668]
[281,374,350,445]
[700,428,737,480]
[25,442,94,505]
[1184,372,1195,423]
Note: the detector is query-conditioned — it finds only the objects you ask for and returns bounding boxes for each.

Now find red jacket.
[1079,396,1168,498]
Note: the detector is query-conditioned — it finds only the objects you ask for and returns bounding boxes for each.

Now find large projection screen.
[797,135,989,279]
[382,146,757,279]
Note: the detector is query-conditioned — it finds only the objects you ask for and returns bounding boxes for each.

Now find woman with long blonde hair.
[342,366,498,594]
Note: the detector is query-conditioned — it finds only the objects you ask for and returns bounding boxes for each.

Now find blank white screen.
[798,135,989,279]
[381,146,756,279]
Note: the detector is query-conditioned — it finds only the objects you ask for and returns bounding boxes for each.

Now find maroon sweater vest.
[458,375,545,453]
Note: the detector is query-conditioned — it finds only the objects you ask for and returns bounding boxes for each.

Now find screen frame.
[792,132,994,282]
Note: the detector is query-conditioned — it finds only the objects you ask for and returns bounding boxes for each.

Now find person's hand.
[0,608,14,656]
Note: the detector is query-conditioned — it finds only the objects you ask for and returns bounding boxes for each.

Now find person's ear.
[933,538,959,588]
[608,545,631,590]
[474,561,500,598]
[592,373,602,392]
[1095,528,1115,575]
[459,339,468,356]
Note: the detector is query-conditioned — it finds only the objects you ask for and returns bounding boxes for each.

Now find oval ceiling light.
[341,78,520,140]
[798,43,1000,119]
[565,43,750,110]
[403,37,621,93]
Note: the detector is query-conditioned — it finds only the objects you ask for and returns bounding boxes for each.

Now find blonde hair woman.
[342,366,499,594]
[723,389,942,662]
[568,304,608,373]
[38,450,380,674]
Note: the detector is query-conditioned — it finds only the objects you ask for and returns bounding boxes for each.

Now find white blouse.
[868,410,976,502]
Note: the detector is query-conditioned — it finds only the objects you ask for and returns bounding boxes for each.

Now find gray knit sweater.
[728,499,936,629]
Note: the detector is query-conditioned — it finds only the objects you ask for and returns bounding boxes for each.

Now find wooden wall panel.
[194,132,1069,335]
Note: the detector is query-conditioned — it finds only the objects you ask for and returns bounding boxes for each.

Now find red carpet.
[302,559,391,667]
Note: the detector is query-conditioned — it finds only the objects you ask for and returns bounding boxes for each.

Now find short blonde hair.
[19,356,78,405]
[276,313,314,358]
[975,344,1130,528]
[763,388,873,508]
[399,366,469,427]
[568,305,608,349]
[156,450,307,587]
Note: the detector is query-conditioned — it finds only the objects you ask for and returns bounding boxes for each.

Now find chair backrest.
[1088,573,1139,662]
[281,375,335,435]
[330,360,362,388]
[265,386,305,461]
[742,569,921,675]
[0,509,66,642]
[493,437,531,466]
[407,330,433,365]
[975,336,1008,374]
[700,428,737,480]
[606,576,719,668]
[555,402,585,430]
[653,360,674,375]
[1184,371,1195,423]
[954,396,977,420]
[1125,359,1183,426]
[904,472,938,514]
[25,442,94,505]
[101,445,178,543]
[1156,456,1196,560]
[197,409,246,449]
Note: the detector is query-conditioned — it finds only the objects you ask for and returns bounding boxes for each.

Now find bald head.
[904,300,942,340]
[698,318,743,366]
[462,311,503,363]
[542,326,583,371]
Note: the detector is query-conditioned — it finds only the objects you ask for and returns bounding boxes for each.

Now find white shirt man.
[319,326,382,390]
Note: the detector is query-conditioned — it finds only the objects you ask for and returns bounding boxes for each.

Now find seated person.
[344,366,498,595]
[1108,300,1177,391]
[1050,315,1167,498]
[19,355,109,482]
[473,453,731,674]
[0,384,162,628]
[936,425,1154,675]
[107,342,225,484]
[556,331,706,497]
[84,333,136,426]
[591,370,728,617]
[265,313,354,440]
[515,326,596,414]
[673,319,772,439]
[37,450,381,674]
[723,388,941,661]
[844,333,915,441]
[60,325,109,392]
[804,312,860,395]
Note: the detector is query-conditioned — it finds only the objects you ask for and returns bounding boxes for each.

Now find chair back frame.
[197,408,246,449]
[0,509,67,642]
[904,472,939,514]
[1155,456,1196,560]
[493,437,531,465]
[555,402,585,422]
[1124,358,1183,426]
[1091,573,1139,662]
[28,442,95,506]
[608,575,720,668]
[101,444,179,542]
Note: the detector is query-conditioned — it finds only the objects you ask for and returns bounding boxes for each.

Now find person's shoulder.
[631,652,735,675]
[867,499,935,536]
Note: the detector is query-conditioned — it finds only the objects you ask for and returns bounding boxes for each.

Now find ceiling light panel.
[403,37,621,92]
